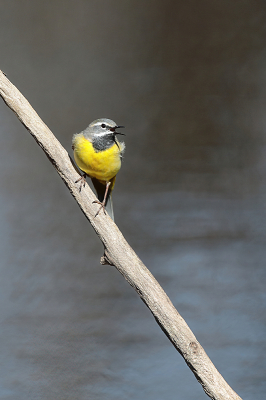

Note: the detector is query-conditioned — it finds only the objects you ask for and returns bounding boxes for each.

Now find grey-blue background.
[0,1,265,399]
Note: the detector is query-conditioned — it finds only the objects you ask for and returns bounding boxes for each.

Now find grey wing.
[119,141,126,160]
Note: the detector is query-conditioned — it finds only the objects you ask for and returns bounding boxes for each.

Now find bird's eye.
[101,123,106,128]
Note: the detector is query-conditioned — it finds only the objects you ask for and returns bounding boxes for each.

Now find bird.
[72,118,125,220]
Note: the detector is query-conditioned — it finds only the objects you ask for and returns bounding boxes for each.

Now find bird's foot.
[75,173,87,192]
[92,200,107,217]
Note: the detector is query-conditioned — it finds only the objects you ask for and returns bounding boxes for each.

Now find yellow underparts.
[73,134,122,188]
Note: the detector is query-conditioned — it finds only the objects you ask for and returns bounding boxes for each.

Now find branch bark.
[0,70,242,400]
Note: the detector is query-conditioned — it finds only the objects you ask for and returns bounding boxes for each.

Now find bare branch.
[0,70,242,400]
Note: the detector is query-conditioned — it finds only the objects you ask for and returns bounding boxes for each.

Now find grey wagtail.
[72,118,125,220]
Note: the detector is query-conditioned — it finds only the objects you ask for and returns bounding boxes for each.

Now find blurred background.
[0,1,265,399]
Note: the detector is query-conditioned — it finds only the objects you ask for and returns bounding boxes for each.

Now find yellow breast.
[73,134,122,183]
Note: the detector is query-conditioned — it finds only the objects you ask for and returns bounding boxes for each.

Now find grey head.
[83,118,125,152]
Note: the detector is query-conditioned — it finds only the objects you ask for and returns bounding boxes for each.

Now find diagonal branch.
[0,70,242,400]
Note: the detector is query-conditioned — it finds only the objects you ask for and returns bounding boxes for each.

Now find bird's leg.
[75,173,87,192]
[93,181,111,217]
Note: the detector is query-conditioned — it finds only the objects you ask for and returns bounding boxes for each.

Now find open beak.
[110,126,125,135]
[110,126,125,148]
